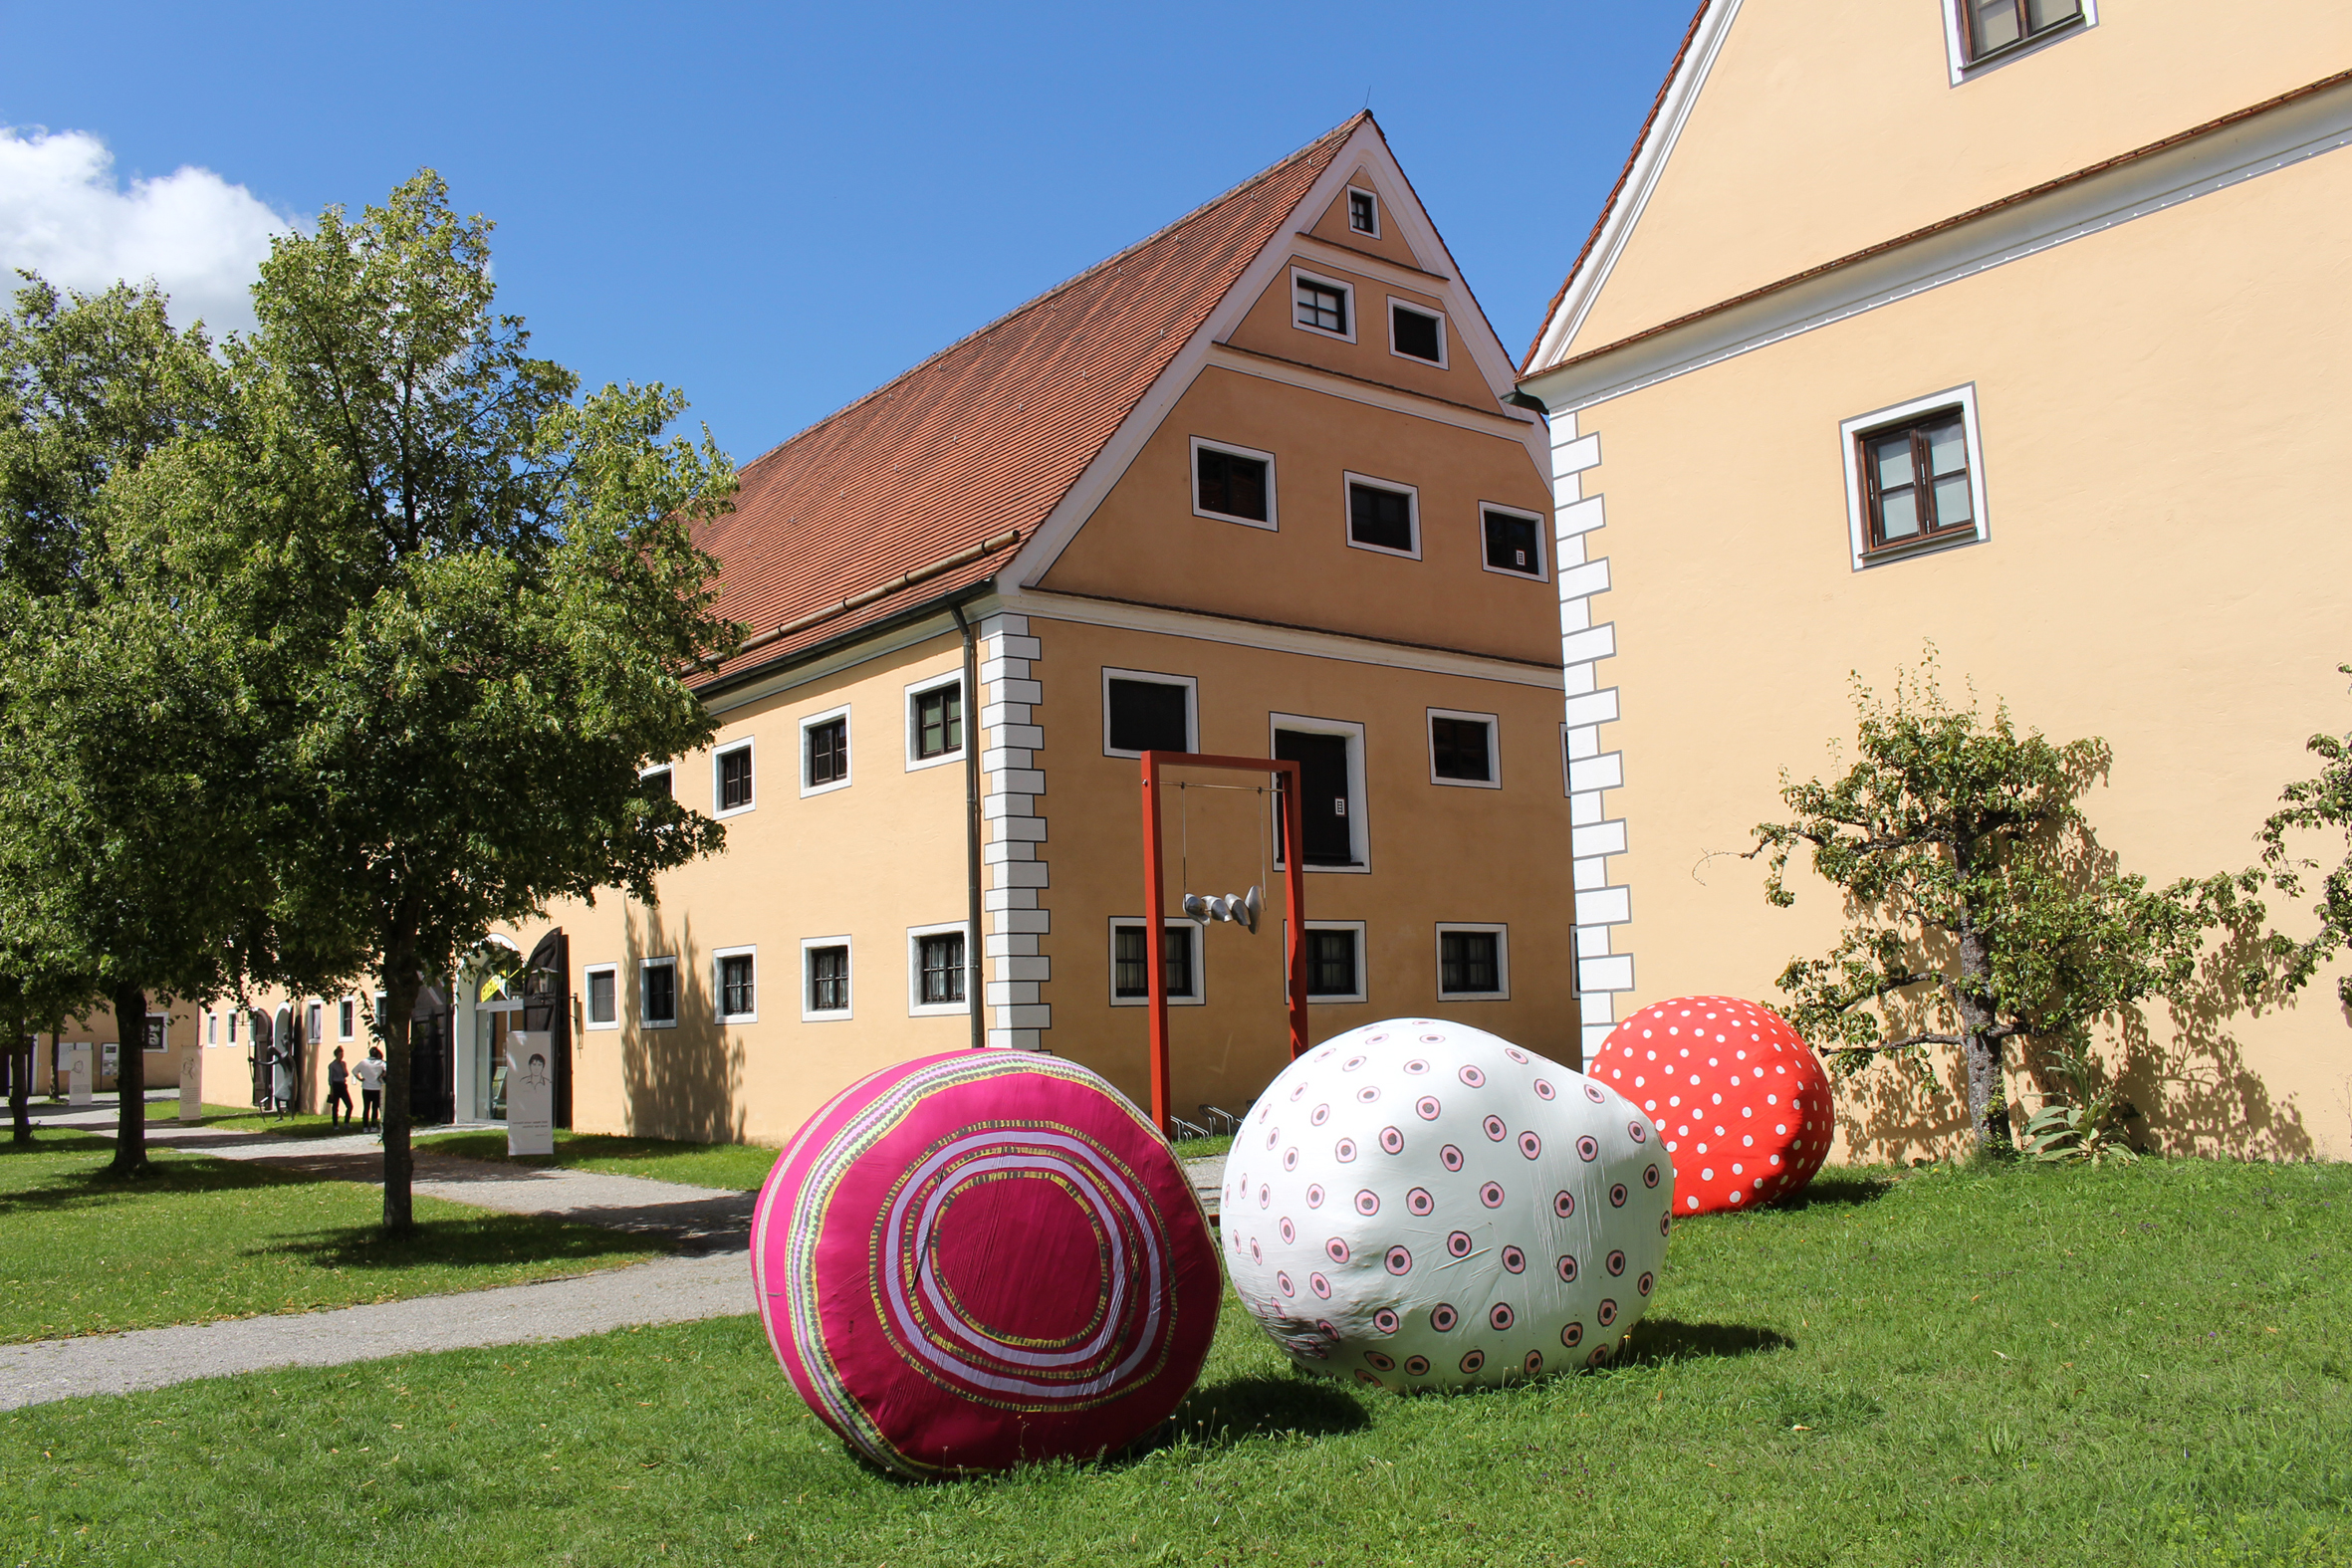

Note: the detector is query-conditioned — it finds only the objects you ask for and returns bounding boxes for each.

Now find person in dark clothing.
[326,1046,353,1127]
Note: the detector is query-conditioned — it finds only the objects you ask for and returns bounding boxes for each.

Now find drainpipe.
[950,601,987,1050]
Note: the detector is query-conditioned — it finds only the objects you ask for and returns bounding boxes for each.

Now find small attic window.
[1347,188,1379,237]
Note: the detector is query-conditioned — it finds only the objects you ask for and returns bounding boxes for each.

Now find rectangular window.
[1192,438,1275,527]
[1482,506,1544,578]
[586,967,617,1027]
[639,766,672,801]
[1963,0,2081,62]
[1347,187,1378,236]
[718,952,756,1021]
[641,959,677,1027]
[716,743,754,812]
[1110,921,1200,1004]
[806,943,851,1018]
[1294,276,1349,336]
[1304,923,1366,1003]
[1103,670,1195,758]
[1346,478,1418,558]
[1429,710,1500,787]
[207,1011,219,1046]
[911,681,963,763]
[1857,407,1978,556]
[1389,303,1444,365]
[339,1000,354,1039]
[1273,720,1366,869]
[306,1004,322,1044]
[804,710,850,792]
[144,1014,168,1052]
[227,1010,238,1043]
[918,932,965,1007]
[1436,926,1510,1000]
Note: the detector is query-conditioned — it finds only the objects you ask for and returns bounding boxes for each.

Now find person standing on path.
[355,1046,385,1133]
[326,1047,353,1127]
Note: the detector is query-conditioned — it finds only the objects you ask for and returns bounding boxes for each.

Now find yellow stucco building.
[1517,0,2352,1160]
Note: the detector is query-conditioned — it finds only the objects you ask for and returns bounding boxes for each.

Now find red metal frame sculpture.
[1138,751,1309,1135]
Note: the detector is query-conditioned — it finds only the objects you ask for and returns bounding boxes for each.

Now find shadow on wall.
[617,905,747,1145]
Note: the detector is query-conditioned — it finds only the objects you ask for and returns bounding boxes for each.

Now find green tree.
[1751,655,2252,1154]
[2256,664,2352,1008]
[178,173,740,1230]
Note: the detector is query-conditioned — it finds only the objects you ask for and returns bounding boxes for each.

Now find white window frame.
[583,964,619,1030]
[903,673,966,773]
[1478,501,1548,582]
[1427,707,1502,789]
[1345,185,1381,238]
[712,738,756,818]
[206,1010,219,1046]
[638,761,674,796]
[338,999,355,1040]
[709,945,759,1024]
[1385,298,1448,368]
[1298,919,1369,1006]
[305,1002,322,1044]
[1188,436,1279,532]
[801,936,854,1022]
[639,957,679,1030]
[1435,922,1512,1002]
[800,705,853,797]
[907,921,973,1017]
[1102,668,1198,760]
[1106,917,1206,1008]
[1289,266,1357,344]
[1839,383,1991,572]
[1268,711,1371,874]
[1942,0,2096,85]
[1341,472,1421,561]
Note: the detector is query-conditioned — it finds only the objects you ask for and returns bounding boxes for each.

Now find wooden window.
[1295,277,1349,336]
[1963,0,2081,62]
[1858,409,1976,553]
[806,717,848,788]
[1347,188,1378,236]
[719,954,755,1018]
[918,932,965,1007]
[1348,481,1416,555]
[807,945,850,1014]
[641,960,677,1026]
[1106,677,1191,756]
[587,969,616,1025]
[1483,507,1542,576]
[1275,728,1357,866]
[1390,304,1443,364]
[1112,923,1196,1000]
[1430,715,1495,784]
[1439,930,1502,997]
[717,745,753,811]
[1307,928,1359,998]
[913,683,962,761]
[1196,445,1270,524]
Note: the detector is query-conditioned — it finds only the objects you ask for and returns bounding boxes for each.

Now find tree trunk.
[1954,928,2012,1154]
[10,998,30,1145]
[380,940,419,1234]
[109,984,148,1175]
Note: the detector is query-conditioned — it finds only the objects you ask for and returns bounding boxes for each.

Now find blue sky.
[0,2,1691,463]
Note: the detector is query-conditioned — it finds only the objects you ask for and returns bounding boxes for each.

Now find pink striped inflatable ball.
[751,1052,1221,1478]
[1595,997,1832,1215]
[1225,1018,1673,1391]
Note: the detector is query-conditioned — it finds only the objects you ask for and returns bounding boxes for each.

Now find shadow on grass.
[1773,1169,1897,1211]
[1619,1316,1794,1367]
[0,1149,334,1216]
[1131,1372,1371,1458]
[246,1216,672,1273]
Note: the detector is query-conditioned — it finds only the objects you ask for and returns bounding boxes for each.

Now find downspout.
[950,601,987,1050]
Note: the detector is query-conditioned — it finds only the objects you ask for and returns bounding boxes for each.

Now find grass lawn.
[1171,1134,1234,1161]
[194,1104,364,1138]
[4,1157,2347,1565]
[410,1129,781,1191]
[0,1131,671,1343]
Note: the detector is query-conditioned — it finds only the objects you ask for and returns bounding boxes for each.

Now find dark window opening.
[718,746,753,810]
[1860,410,1975,554]
[639,767,672,801]
[806,717,848,787]
[1483,509,1541,575]
[1440,931,1501,996]
[642,962,677,1025]
[1113,924,1196,1000]
[1431,717,1494,784]
[919,932,966,1006]
[1347,189,1377,235]
[914,684,962,760]
[1348,482,1415,554]
[340,1000,354,1037]
[1307,929,1359,998]
[1391,305,1442,363]
[1964,0,2081,62]
[1276,729,1355,866]
[1295,279,1348,336]
[588,971,615,1024]
[720,954,755,1017]
[1196,445,1270,522]
[808,946,849,1012]
[1107,678,1190,755]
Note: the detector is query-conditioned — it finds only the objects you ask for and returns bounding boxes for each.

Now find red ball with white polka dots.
[1595,997,1830,1216]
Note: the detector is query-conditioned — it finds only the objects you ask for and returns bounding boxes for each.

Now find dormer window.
[1347,188,1379,237]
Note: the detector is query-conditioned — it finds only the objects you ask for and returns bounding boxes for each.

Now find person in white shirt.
[354,1047,387,1131]
[326,1047,353,1127]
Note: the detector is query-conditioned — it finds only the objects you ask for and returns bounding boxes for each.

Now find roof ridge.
[736,112,1373,477]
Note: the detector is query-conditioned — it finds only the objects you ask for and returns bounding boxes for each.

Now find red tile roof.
[697,114,1370,687]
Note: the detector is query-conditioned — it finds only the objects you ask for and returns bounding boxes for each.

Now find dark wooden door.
[1275,730,1355,865]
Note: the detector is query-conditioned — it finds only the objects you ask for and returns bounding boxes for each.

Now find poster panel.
[65,1044,92,1105]
[179,1053,202,1121]
[506,1030,555,1157]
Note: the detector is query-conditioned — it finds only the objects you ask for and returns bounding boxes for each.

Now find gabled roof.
[696,114,1368,686]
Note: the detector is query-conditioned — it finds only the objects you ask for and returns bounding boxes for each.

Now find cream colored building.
[1518,0,2352,1160]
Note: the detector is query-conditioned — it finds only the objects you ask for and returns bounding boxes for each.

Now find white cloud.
[0,126,300,336]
